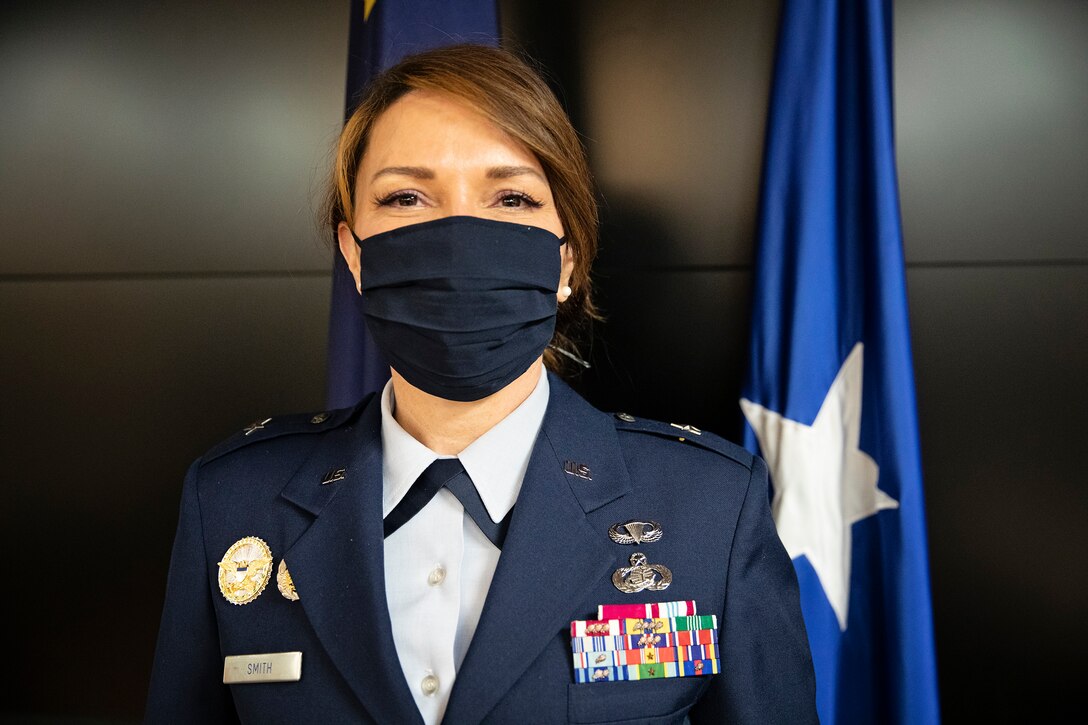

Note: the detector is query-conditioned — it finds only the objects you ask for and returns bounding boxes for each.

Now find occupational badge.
[612,552,673,594]
[217,536,274,605]
[608,520,663,545]
[277,559,299,601]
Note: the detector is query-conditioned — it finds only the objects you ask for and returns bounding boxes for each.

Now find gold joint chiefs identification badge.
[218,536,274,605]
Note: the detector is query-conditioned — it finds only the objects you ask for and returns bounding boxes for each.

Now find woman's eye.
[499,192,543,208]
[376,192,420,207]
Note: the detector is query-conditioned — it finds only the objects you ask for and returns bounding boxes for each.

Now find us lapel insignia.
[277,559,299,601]
[608,520,663,545]
[321,467,347,485]
[612,552,673,594]
[217,536,274,605]
[564,460,592,480]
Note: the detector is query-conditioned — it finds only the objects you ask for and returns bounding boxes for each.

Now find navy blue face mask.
[353,215,564,402]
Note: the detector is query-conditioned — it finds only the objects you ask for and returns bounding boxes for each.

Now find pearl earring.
[561,285,572,299]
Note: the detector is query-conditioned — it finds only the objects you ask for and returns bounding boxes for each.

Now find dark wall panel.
[576,269,752,440]
[907,265,1088,720]
[896,0,1088,263]
[578,0,779,269]
[502,0,779,270]
[0,276,329,718]
[0,0,347,275]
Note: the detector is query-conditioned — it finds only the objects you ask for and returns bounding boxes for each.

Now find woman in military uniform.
[147,44,816,724]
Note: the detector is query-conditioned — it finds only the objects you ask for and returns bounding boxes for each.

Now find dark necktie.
[383,458,512,549]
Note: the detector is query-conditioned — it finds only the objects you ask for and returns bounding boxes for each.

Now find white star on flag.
[740,342,898,631]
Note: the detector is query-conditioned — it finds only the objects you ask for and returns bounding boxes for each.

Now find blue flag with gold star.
[326,0,499,409]
[739,1,940,722]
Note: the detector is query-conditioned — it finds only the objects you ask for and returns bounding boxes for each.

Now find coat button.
[421,673,440,696]
[427,565,446,586]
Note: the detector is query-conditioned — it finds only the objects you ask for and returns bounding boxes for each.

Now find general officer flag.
[739,1,940,722]
[326,0,500,409]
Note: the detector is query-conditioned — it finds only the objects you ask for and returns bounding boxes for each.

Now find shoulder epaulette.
[610,411,753,469]
[200,394,374,465]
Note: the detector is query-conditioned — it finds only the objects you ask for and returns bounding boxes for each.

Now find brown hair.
[322,43,599,376]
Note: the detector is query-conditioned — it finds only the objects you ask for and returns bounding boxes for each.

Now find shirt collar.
[380,370,550,522]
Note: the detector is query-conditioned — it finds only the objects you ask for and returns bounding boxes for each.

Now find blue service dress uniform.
[146,373,817,723]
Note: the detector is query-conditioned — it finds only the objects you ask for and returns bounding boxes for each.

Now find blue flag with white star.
[326,0,500,409]
[739,1,940,722]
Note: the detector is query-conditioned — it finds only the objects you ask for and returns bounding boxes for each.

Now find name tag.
[223,651,302,684]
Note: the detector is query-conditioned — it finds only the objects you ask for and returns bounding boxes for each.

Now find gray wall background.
[1,0,1084,721]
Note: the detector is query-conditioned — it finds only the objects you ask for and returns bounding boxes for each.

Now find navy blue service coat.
[146,374,816,724]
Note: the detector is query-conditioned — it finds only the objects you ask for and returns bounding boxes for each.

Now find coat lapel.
[279,395,423,725]
[442,375,632,724]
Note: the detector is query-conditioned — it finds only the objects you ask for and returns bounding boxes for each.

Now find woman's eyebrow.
[487,165,545,182]
[371,166,435,181]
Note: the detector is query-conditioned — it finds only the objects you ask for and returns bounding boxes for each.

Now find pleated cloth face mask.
[353,215,564,402]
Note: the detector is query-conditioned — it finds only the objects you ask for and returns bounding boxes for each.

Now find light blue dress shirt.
[380,369,550,725]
